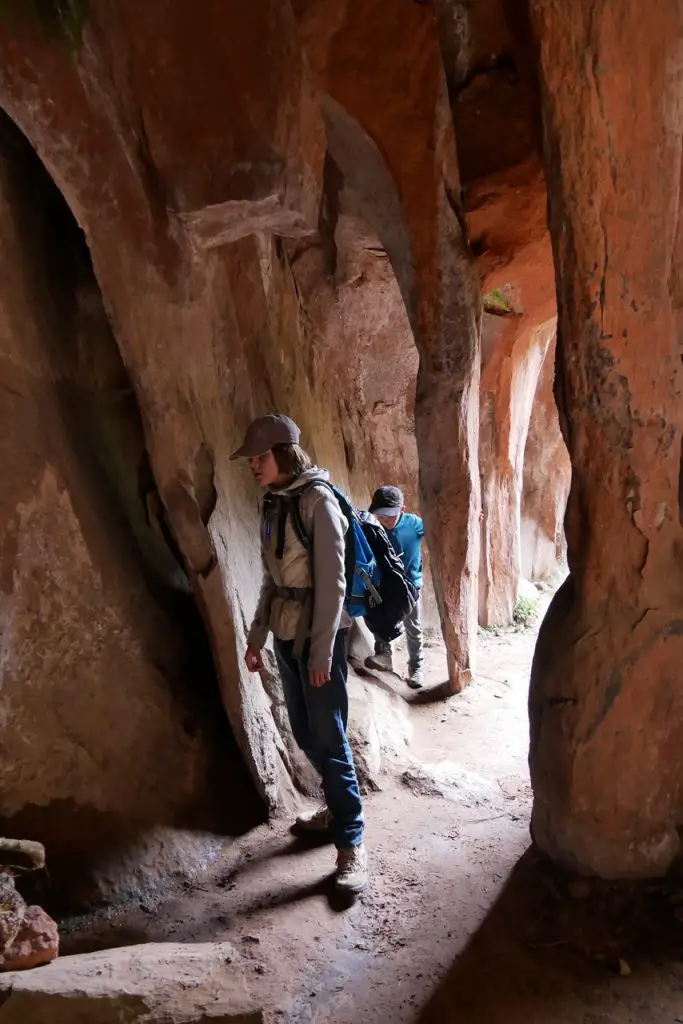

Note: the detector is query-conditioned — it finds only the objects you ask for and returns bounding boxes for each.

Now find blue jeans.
[274,629,364,848]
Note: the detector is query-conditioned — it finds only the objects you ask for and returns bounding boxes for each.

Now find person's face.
[377,510,402,530]
[248,450,280,488]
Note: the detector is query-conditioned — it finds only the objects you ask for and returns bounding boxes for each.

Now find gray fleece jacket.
[247,468,350,672]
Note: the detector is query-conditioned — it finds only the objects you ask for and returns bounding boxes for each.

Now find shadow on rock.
[405,681,453,705]
[417,848,683,1024]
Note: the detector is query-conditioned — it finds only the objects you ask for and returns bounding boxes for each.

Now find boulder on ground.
[0,942,265,1022]
[0,906,59,972]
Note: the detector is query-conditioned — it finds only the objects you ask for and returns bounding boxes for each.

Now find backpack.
[354,508,419,643]
[268,481,417,642]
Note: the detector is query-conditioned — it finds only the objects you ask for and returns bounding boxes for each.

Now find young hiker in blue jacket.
[365,485,425,688]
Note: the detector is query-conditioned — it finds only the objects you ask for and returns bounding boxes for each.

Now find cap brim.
[370,506,401,517]
[230,443,270,461]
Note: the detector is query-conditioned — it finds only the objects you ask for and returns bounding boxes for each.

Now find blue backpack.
[321,485,382,617]
[268,482,415,635]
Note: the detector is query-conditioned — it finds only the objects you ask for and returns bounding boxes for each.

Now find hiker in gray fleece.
[247,465,351,672]
[232,414,367,896]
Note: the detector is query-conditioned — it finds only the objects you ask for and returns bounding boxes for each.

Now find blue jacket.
[386,513,424,590]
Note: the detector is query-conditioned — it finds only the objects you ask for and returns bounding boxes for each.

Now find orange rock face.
[0,119,264,905]
[471,158,558,623]
[1,0,671,896]
[529,0,683,876]
[521,332,570,581]
[444,1,568,626]
[0,0,478,900]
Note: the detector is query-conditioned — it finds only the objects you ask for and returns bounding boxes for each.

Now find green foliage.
[0,0,88,49]
[512,594,540,628]
[482,288,514,315]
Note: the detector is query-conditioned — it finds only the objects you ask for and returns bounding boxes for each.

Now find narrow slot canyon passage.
[1,0,683,1022]
[57,611,548,1012]
[57,597,683,1024]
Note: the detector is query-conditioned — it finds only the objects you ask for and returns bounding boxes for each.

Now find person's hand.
[245,646,264,672]
[308,668,331,688]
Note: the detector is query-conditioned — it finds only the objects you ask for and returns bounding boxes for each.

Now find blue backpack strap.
[286,481,343,551]
[325,485,358,592]
[327,485,381,614]
[284,481,356,599]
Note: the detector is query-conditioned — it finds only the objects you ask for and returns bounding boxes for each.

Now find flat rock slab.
[347,672,413,792]
[0,942,265,1023]
[402,760,504,814]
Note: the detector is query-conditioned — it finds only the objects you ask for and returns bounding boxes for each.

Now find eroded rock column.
[294,0,482,690]
[529,0,683,876]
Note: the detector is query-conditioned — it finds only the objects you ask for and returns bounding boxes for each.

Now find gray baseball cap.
[230,414,301,460]
[369,485,405,515]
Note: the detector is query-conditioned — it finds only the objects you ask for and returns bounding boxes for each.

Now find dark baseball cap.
[230,414,301,460]
[369,485,405,515]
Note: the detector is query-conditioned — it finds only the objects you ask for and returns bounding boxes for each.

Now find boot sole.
[335,878,368,895]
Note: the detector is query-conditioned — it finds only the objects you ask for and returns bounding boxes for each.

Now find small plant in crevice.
[482,284,523,318]
[512,594,540,629]
[483,288,512,315]
[0,0,88,50]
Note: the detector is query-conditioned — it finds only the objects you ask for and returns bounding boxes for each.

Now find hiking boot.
[295,804,333,834]
[407,666,424,689]
[365,651,394,673]
[335,843,368,894]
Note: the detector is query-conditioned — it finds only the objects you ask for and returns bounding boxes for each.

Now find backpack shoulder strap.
[287,480,332,552]
[290,481,352,552]
[327,483,354,522]
[261,491,307,559]
[262,493,287,559]
[289,491,311,551]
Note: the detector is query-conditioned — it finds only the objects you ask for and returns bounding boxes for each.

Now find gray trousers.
[374,594,423,670]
